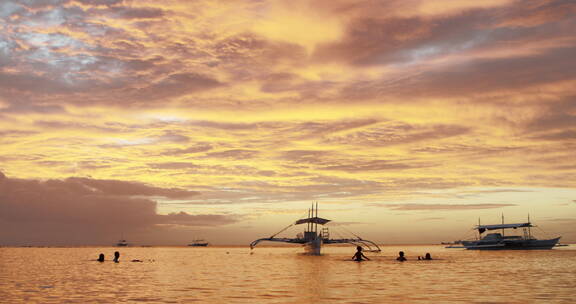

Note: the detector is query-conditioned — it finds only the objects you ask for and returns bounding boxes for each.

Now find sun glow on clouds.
[252,0,343,52]
[1,0,575,245]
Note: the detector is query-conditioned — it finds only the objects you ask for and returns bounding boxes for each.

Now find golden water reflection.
[0,245,574,303]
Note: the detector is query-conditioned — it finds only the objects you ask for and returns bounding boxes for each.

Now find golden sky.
[0,0,575,245]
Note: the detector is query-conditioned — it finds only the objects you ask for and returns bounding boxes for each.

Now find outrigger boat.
[250,203,381,255]
[447,215,561,250]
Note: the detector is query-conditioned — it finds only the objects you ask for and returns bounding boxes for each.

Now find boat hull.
[303,238,322,255]
[462,237,561,250]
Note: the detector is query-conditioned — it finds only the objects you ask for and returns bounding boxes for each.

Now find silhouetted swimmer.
[97,253,105,262]
[352,246,370,262]
[424,253,432,260]
[396,251,407,262]
[113,251,120,263]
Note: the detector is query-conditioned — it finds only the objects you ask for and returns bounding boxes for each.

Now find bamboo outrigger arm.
[324,238,382,252]
[250,237,306,249]
[250,237,381,252]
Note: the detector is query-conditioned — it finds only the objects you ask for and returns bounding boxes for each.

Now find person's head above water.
[97,253,104,262]
[399,251,405,257]
[425,253,432,260]
[356,246,362,251]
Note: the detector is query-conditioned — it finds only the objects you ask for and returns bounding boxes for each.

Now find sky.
[0,0,575,246]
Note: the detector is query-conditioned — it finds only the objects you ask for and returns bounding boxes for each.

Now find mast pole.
[307,207,311,232]
[308,202,311,234]
[501,213,505,237]
[528,213,532,239]
[315,201,318,234]
[478,218,480,240]
[311,202,314,232]
[311,202,314,233]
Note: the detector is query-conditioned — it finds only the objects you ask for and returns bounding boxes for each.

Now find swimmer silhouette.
[97,253,105,262]
[352,246,370,261]
[396,251,407,262]
[424,253,432,260]
[113,251,120,263]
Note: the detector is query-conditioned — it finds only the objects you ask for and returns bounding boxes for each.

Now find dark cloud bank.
[0,172,237,245]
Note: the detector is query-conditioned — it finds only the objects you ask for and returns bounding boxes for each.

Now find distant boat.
[116,233,129,247]
[250,202,381,255]
[188,239,209,247]
[447,215,560,250]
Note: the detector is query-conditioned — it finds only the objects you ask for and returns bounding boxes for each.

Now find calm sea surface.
[0,245,574,303]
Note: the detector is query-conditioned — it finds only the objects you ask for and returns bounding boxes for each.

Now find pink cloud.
[0,172,237,245]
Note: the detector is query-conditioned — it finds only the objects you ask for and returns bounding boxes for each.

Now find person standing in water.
[396,251,407,262]
[97,253,105,262]
[352,246,370,261]
[113,251,120,263]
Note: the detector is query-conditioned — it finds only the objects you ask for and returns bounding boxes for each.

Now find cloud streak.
[382,203,517,211]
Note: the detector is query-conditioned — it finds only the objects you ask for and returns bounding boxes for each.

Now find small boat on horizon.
[188,239,209,247]
[446,215,560,250]
[250,202,381,255]
[116,233,129,247]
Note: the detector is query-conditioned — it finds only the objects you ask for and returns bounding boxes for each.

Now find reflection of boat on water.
[188,239,209,247]
[250,202,381,255]
[447,216,561,250]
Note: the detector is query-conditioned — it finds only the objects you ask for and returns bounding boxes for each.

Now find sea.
[0,245,574,303]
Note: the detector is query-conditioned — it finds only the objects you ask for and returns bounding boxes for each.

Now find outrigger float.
[250,202,381,255]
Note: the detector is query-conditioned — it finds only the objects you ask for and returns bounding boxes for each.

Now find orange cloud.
[1,0,575,244]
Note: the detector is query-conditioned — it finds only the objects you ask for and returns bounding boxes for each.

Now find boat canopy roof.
[476,222,532,230]
[295,217,331,225]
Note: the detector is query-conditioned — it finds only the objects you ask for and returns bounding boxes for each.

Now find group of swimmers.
[97,251,146,263]
[352,246,433,262]
[97,251,120,262]
[102,247,428,263]
[396,251,432,261]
